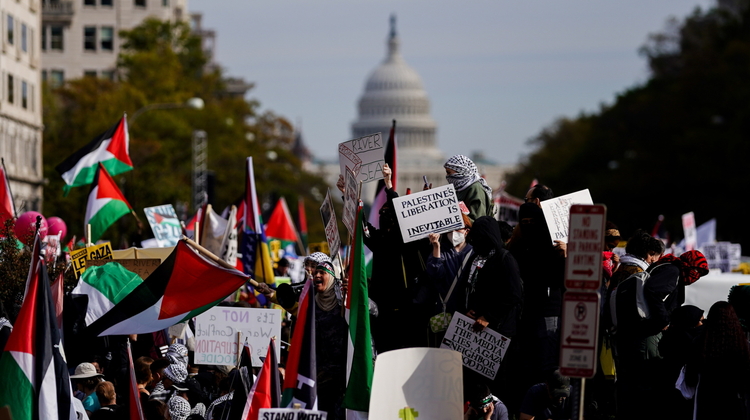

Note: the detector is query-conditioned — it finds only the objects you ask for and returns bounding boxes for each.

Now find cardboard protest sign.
[71,242,114,277]
[143,204,181,247]
[540,189,593,244]
[194,306,281,367]
[392,184,463,243]
[258,409,327,420]
[368,348,463,420]
[440,312,511,380]
[342,168,359,236]
[86,259,161,279]
[338,133,385,183]
[320,190,341,259]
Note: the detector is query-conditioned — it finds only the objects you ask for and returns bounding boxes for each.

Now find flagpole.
[182,236,260,287]
[1,157,17,217]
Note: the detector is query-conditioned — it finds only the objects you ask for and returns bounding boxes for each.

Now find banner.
[342,168,359,236]
[71,242,113,277]
[320,190,341,259]
[392,184,462,243]
[368,348,463,420]
[194,307,282,367]
[86,258,161,279]
[338,133,385,184]
[143,204,181,247]
[439,312,510,380]
[258,409,327,420]
[540,189,593,244]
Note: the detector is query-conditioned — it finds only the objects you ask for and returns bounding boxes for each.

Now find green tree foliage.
[507,2,750,247]
[43,18,329,247]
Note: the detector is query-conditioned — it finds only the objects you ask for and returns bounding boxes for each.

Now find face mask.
[449,231,465,247]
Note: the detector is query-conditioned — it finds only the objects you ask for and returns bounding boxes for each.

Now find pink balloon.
[14,211,48,244]
[47,216,67,240]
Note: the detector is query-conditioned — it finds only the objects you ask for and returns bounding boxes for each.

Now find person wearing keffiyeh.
[444,154,494,222]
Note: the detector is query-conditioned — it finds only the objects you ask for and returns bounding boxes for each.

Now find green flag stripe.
[69,158,132,189]
[88,199,131,242]
[0,353,34,420]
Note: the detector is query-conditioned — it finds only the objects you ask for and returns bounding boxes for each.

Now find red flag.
[265,198,299,243]
[51,272,65,330]
[242,339,281,420]
[0,159,16,227]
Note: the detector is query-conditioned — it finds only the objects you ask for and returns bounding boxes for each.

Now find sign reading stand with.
[392,184,463,243]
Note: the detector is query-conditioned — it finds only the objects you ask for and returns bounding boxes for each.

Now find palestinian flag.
[281,280,317,409]
[84,164,132,243]
[0,234,77,420]
[365,120,396,276]
[72,262,143,327]
[241,157,275,285]
[342,207,373,419]
[0,158,16,227]
[126,340,145,420]
[56,115,133,194]
[265,197,300,258]
[241,339,282,420]
[83,240,249,337]
[228,342,256,420]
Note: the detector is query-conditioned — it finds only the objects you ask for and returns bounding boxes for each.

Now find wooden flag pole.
[182,236,260,287]
[87,224,92,246]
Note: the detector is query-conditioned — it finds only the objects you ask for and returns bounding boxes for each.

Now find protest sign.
[144,204,181,247]
[392,184,463,243]
[71,242,114,277]
[320,190,341,259]
[258,409,327,420]
[703,241,742,272]
[86,259,161,279]
[338,133,385,183]
[342,168,359,236]
[194,306,281,367]
[369,348,463,420]
[440,312,510,380]
[540,189,593,244]
[682,211,697,251]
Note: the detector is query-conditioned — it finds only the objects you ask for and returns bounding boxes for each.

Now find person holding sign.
[444,155,494,222]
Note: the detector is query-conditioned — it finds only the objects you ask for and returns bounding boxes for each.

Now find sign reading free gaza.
[393,184,463,243]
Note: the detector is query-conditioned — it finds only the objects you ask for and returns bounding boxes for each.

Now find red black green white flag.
[241,339,282,420]
[0,233,77,420]
[0,158,16,227]
[280,280,317,410]
[82,240,249,337]
[56,115,133,194]
[84,163,133,243]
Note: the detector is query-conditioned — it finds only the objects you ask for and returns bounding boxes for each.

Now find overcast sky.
[189,0,713,165]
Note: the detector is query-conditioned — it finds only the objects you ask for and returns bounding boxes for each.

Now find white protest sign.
[440,312,510,380]
[338,133,385,183]
[258,409,327,420]
[540,189,593,244]
[369,348,463,420]
[342,168,359,236]
[682,211,697,251]
[194,306,281,367]
[144,204,181,247]
[320,190,341,259]
[392,184,463,243]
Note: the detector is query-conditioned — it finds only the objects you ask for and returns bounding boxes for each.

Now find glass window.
[42,70,48,82]
[21,81,27,109]
[84,26,96,51]
[50,71,64,87]
[100,70,115,81]
[100,27,113,51]
[84,70,97,78]
[162,0,168,5]
[21,24,27,52]
[7,15,14,45]
[101,0,113,5]
[42,25,47,51]
[135,0,146,7]
[8,75,14,104]
[84,0,95,5]
[51,26,63,50]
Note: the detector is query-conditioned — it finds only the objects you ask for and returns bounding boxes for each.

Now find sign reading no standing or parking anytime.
[565,204,606,290]
[560,291,600,378]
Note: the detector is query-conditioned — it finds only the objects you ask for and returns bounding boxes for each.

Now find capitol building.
[312,16,512,205]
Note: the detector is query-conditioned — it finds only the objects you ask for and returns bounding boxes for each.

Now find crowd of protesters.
[1,154,745,420]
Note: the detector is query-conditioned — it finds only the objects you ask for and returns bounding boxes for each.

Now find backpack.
[610,264,673,334]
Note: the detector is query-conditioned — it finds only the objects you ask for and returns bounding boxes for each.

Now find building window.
[84,26,96,51]
[135,0,146,7]
[84,70,97,78]
[51,26,63,50]
[21,24,27,52]
[42,25,47,51]
[100,70,115,81]
[42,70,47,82]
[162,0,168,5]
[84,0,95,5]
[100,27,113,51]
[50,70,64,87]
[21,81,27,109]
[8,75,14,104]
[101,0,113,5]
[7,15,14,45]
